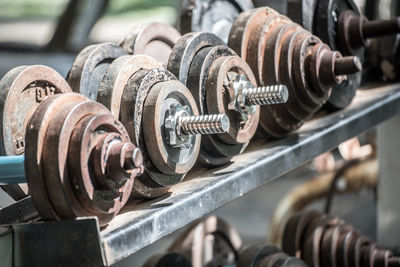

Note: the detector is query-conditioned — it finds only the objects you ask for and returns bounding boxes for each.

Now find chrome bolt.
[165,103,230,149]
[229,74,289,123]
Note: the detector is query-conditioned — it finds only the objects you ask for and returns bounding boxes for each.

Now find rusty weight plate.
[119,22,181,67]
[314,0,363,110]
[178,0,254,43]
[237,245,281,267]
[0,65,72,200]
[205,55,260,145]
[142,80,201,175]
[168,32,225,88]
[66,42,127,101]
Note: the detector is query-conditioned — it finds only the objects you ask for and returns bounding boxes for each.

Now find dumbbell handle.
[0,155,26,184]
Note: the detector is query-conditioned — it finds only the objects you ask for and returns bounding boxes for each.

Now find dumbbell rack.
[0,83,399,267]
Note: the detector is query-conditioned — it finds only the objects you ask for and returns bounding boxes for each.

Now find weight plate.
[66,43,127,101]
[122,68,189,195]
[178,0,254,43]
[0,65,72,200]
[97,55,162,119]
[168,32,225,87]
[237,245,281,267]
[142,80,201,175]
[314,0,363,110]
[282,210,322,257]
[119,22,181,67]
[187,45,247,166]
[205,55,260,144]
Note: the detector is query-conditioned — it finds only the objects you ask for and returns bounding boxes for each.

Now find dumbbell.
[287,0,400,109]
[168,32,289,166]
[282,210,400,267]
[237,245,307,267]
[68,49,229,198]
[0,65,72,200]
[178,0,254,43]
[228,7,361,137]
[169,216,242,267]
[0,92,143,225]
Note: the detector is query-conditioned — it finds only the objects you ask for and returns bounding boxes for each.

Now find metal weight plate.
[169,216,242,267]
[178,0,254,43]
[143,253,192,267]
[282,210,323,257]
[142,80,201,175]
[187,45,247,166]
[314,0,363,110]
[119,22,181,67]
[205,55,260,145]
[0,65,72,200]
[66,43,127,101]
[168,32,225,87]
[237,245,281,267]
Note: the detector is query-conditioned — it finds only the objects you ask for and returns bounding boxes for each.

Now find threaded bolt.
[164,104,230,149]
[179,114,230,135]
[243,85,289,106]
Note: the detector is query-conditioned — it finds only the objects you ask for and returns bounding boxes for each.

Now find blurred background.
[0,0,388,266]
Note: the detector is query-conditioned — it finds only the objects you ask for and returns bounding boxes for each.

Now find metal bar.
[0,155,25,184]
[100,84,400,265]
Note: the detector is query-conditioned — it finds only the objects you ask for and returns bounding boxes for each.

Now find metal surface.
[1,84,399,266]
[178,0,254,43]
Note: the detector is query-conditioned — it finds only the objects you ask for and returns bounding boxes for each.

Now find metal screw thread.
[179,114,230,135]
[243,85,289,106]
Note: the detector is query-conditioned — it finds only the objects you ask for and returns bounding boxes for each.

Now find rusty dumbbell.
[0,65,73,200]
[228,7,361,137]
[24,93,143,225]
[168,32,288,166]
[282,210,400,267]
[68,48,229,198]
[287,0,400,109]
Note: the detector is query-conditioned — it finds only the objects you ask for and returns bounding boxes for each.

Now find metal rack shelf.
[1,84,400,267]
